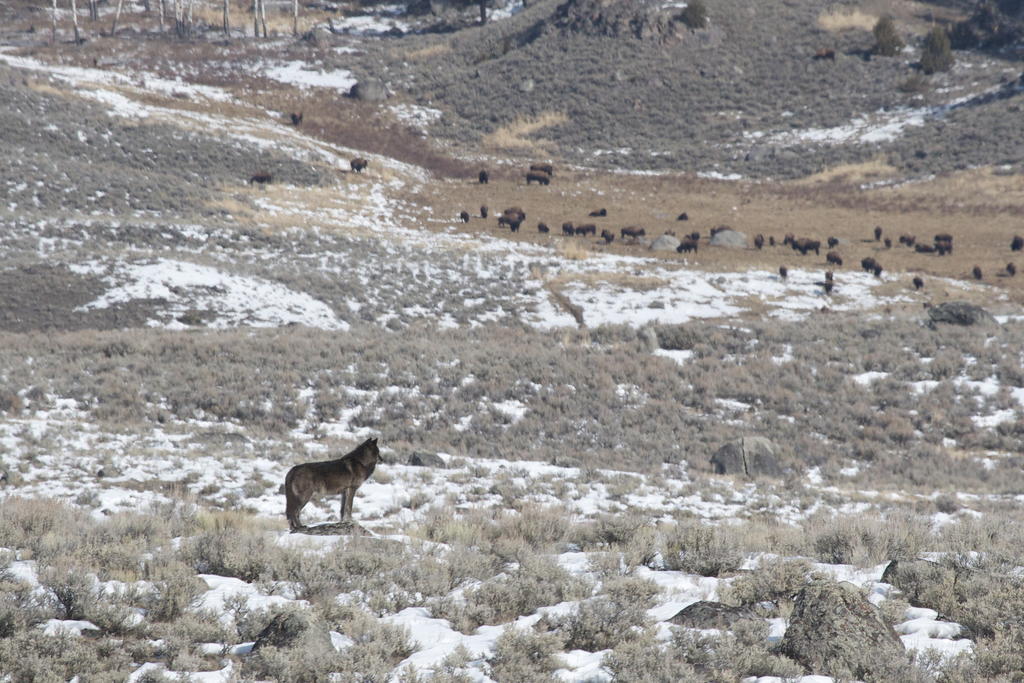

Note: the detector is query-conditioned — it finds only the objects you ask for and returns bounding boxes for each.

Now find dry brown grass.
[817,8,878,32]
[796,158,899,185]
[482,112,568,152]
[398,43,452,61]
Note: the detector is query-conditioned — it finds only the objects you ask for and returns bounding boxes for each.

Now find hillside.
[0,0,1022,680]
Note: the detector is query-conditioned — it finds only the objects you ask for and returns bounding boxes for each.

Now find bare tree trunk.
[70,0,82,43]
[111,0,125,34]
[479,0,486,24]
[252,0,258,37]
[187,0,193,32]
[88,0,97,22]
[51,0,58,43]
[292,0,298,35]
[222,0,229,35]
[259,0,267,38]
[158,0,165,32]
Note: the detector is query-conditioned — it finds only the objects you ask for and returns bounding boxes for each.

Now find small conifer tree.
[872,16,904,56]
[920,26,954,74]
[678,0,708,29]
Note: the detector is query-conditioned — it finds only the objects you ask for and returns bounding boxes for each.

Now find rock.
[251,609,333,653]
[709,229,748,249]
[649,234,681,251]
[780,581,905,679]
[554,0,682,42]
[710,436,783,477]
[519,78,535,93]
[550,455,584,469]
[349,79,388,102]
[408,451,446,468]
[927,301,997,328]
[669,601,760,629]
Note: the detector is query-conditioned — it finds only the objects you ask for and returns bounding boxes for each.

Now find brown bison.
[899,234,916,247]
[538,222,550,233]
[601,229,615,244]
[913,276,924,290]
[754,234,764,250]
[478,169,489,184]
[934,233,954,244]
[972,265,983,280]
[1007,262,1017,277]
[814,48,836,61]
[480,205,488,219]
[884,238,892,249]
[792,238,821,256]
[290,111,303,126]
[249,172,272,185]
[825,270,833,282]
[779,266,788,280]
[769,236,776,247]
[677,238,699,253]
[689,232,700,241]
[677,212,689,221]
[823,281,835,294]
[350,158,369,173]
[526,171,550,185]
[915,243,936,254]
[620,226,646,241]
[861,257,879,272]
[873,226,883,241]
[827,237,839,249]
[1012,235,1023,252]
[783,233,795,247]
[589,208,607,217]
[503,207,525,220]
[459,211,470,223]
[562,222,575,236]
[530,163,553,176]
[575,224,596,236]
[873,264,883,277]
[826,251,843,266]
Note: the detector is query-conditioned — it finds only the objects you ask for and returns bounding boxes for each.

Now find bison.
[792,238,821,256]
[503,207,526,220]
[823,281,835,294]
[783,233,795,247]
[290,111,303,126]
[825,270,834,282]
[861,257,879,272]
[814,48,836,61]
[873,264,883,278]
[588,208,607,217]
[530,163,553,176]
[677,212,689,221]
[350,158,369,173]
[899,234,917,247]
[526,171,550,185]
[562,222,575,236]
[538,222,550,233]
[769,236,776,247]
[913,276,924,290]
[249,172,272,185]
[478,169,489,184]
[827,237,839,249]
[873,226,883,242]
[480,205,488,219]
[826,251,843,266]
[459,211,470,223]
[779,266,788,280]
[620,226,646,241]
[575,224,596,236]
[972,265,983,280]
[677,238,699,253]
[1007,263,1017,277]
[915,243,936,254]
[754,234,764,250]
[601,229,615,244]
[884,238,892,249]
[1012,235,1023,252]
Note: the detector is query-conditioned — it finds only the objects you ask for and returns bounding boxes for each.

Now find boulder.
[649,234,681,251]
[349,79,388,102]
[408,451,446,468]
[554,0,682,42]
[927,301,997,328]
[252,609,333,653]
[709,229,748,249]
[669,601,760,629]
[780,581,905,679]
[710,436,783,477]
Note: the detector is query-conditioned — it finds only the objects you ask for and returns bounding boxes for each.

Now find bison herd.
[454,164,1020,294]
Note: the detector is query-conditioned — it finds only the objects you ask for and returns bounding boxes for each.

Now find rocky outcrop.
[669,601,760,629]
[926,301,997,328]
[780,581,905,679]
[408,451,447,468]
[649,234,681,251]
[710,437,784,477]
[709,229,748,249]
[349,79,389,102]
[554,0,684,42]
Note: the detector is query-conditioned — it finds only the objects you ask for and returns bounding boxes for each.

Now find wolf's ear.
[371,437,378,444]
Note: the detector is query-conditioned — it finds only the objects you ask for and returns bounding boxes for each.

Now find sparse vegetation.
[676,0,708,29]
[921,26,955,75]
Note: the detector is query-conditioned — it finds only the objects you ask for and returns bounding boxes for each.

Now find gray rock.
[252,609,333,653]
[710,436,783,477]
[408,451,446,468]
[927,301,997,328]
[781,581,905,679]
[709,229,748,249]
[649,234,681,251]
[669,601,760,629]
[349,79,388,102]
[519,78,535,94]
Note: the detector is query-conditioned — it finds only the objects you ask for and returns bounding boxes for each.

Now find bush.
[724,557,813,606]
[920,26,954,74]
[662,521,743,577]
[604,628,697,681]
[873,16,904,56]
[487,626,564,682]
[545,576,659,651]
[676,0,708,29]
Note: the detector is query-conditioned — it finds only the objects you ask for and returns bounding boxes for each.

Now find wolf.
[284,437,380,531]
